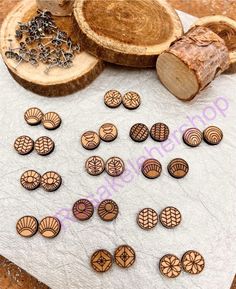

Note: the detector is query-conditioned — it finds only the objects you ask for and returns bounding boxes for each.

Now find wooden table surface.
[0,0,236,27]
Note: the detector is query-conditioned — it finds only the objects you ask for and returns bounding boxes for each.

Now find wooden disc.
[193,16,236,73]
[85,156,105,176]
[40,171,62,192]
[141,159,162,179]
[105,157,125,177]
[104,90,122,108]
[20,170,41,190]
[42,112,61,130]
[160,206,182,229]
[114,245,136,269]
[34,136,55,156]
[181,250,205,274]
[39,216,61,238]
[81,131,100,150]
[73,0,183,67]
[150,123,169,142]
[122,92,141,110]
[16,216,38,238]
[168,158,189,179]
[98,199,119,221]
[183,128,203,147]
[137,208,158,230]
[72,199,94,221]
[0,0,104,97]
[130,123,149,142]
[99,123,118,142]
[159,254,182,278]
[91,249,113,273]
[14,135,34,155]
[24,107,43,126]
[203,126,223,145]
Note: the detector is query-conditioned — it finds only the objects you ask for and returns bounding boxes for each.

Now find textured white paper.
[0,10,235,289]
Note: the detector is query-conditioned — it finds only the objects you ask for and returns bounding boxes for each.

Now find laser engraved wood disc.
[104,90,122,108]
[81,131,101,150]
[150,123,169,142]
[40,171,62,192]
[114,245,136,269]
[91,249,113,273]
[14,135,34,155]
[159,254,182,278]
[99,123,118,142]
[168,158,189,179]
[160,207,182,229]
[181,250,205,274]
[24,107,44,126]
[98,199,119,221]
[42,112,61,130]
[85,156,105,176]
[122,91,141,109]
[105,157,125,177]
[137,208,158,230]
[39,216,61,238]
[183,128,203,147]
[72,199,94,221]
[203,126,223,145]
[130,123,149,142]
[141,159,162,179]
[34,136,55,156]
[20,170,41,190]
[16,216,38,237]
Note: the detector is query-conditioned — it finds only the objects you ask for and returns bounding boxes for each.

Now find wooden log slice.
[73,0,183,68]
[156,26,230,101]
[0,0,104,97]
[193,16,236,73]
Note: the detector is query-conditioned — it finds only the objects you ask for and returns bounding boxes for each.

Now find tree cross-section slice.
[0,0,104,97]
[73,0,183,68]
[193,15,236,73]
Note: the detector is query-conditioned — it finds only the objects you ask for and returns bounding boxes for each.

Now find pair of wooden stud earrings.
[16,215,61,239]
[91,244,136,273]
[81,123,118,150]
[14,135,55,156]
[104,90,141,110]
[159,250,205,278]
[24,107,61,130]
[72,199,119,222]
[20,170,62,192]
[142,158,189,179]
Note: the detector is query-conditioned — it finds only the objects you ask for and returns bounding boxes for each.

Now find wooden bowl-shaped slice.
[73,0,183,68]
[0,0,104,97]
[194,15,236,73]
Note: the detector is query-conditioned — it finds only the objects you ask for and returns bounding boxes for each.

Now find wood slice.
[156,26,230,101]
[36,0,74,16]
[0,0,104,97]
[73,0,183,68]
[193,16,236,73]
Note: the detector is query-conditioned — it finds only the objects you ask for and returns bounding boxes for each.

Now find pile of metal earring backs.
[5,10,80,74]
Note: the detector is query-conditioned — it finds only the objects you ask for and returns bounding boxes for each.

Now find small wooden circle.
[104,90,122,108]
[72,199,94,221]
[122,91,141,109]
[181,250,205,274]
[24,107,44,126]
[168,158,189,179]
[20,170,41,190]
[40,171,62,192]
[160,207,182,229]
[183,128,203,147]
[114,245,136,269]
[203,126,223,145]
[85,156,105,176]
[91,249,113,273]
[99,123,118,142]
[81,131,100,150]
[105,157,125,177]
[137,208,158,230]
[16,216,38,238]
[130,123,149,142]
[98,199,119,221]
[39,216,61,238]
[150,123,169,142]
[159,254,182,278]
[34,136,55,156]
[141,159,162,179]
[14,135,34,155]
[42,112,61,130]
